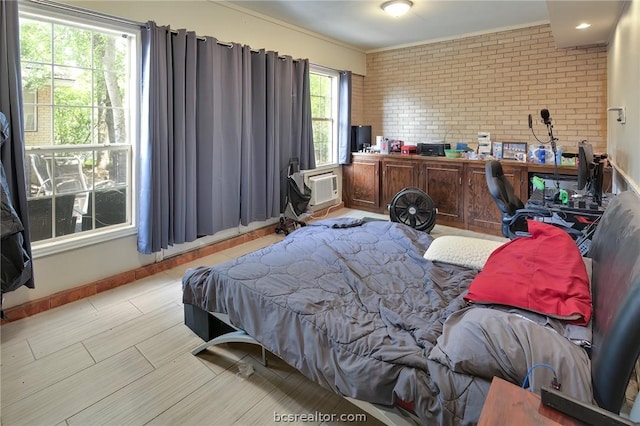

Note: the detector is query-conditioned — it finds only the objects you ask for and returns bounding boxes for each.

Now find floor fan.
[389,187,437,232]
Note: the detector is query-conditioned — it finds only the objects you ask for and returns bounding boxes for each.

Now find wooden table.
[478,377,585,426]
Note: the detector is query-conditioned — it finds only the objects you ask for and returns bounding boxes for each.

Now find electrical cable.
[521,363,559,391]
[530,125,549,145]
[309,203,342,220]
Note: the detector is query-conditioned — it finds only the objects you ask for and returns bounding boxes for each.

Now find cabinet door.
[342,158,380,211]
[465,162,523,235]
[422,162,464,226]
[382,159,418,208]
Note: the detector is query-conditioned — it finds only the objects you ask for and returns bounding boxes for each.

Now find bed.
[182,190,640,425]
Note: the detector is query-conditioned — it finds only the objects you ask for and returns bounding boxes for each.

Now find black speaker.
[351,125,372,152]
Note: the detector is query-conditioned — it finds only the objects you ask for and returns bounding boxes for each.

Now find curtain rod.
[27,0,301,60]
[311,63,341,74]
[27,0,237,48]
[26,0,144,28]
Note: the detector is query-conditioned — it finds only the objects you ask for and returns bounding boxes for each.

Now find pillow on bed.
[464,220,592,325]
[423,236,505,270]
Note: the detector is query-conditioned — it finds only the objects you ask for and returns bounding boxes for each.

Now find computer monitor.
[577,141,594,191]
[577,141,604,205]
[591,161,604,206]
[350,125,372,152]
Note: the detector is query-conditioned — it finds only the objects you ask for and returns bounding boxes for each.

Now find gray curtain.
[138,22,315,254]
[195,36,243,236]
[0,0,34,292]
[244,49,279,223]
[338,70,352,164]
[277,55,316,212]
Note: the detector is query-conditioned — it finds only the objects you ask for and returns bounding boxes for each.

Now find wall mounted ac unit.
[309,174,339,205]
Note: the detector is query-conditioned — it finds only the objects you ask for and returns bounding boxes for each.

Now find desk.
[478,377,585,426]
[549,201,605,232]
[526,191,610,232]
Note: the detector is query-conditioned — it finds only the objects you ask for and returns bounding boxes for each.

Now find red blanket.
[465,220,592,325]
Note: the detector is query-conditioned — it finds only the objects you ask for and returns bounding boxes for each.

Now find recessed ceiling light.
[576,23,591,30]
[381,0,413,17]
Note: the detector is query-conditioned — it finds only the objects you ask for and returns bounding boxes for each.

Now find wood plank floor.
[1,208,505,425]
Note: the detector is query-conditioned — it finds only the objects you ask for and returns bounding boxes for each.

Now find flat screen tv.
[351,125,372,152]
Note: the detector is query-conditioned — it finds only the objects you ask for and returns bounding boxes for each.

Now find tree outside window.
[310,68,338,166]
[19,11,136,244]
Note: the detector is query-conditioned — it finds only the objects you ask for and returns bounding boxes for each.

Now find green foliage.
[53,24,92,68]
[20,16,129,146]
[54,106,91,145]
[20,18,51,91]
[310,73,334,165]
[20,18,51,63]
[310,73,332,118]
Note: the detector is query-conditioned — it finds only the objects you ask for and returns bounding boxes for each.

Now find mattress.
[182,219,593,425]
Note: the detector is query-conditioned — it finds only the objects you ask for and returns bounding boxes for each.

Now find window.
[310,67,339,166]
[23,89,37,132]
[19,8,138,248]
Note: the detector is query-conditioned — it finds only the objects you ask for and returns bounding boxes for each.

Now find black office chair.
[485,161,530,238]
[485,160,584,241]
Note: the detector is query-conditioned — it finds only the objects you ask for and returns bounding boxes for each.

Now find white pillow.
[423,235,505,270]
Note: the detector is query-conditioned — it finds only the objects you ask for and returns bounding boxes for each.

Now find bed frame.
[183,190,640,423]
[183,304,418,424]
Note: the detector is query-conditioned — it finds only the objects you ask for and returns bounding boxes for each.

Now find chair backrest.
[589,191,640,413]
[81,188,127,230]
[485,160,524,216]
[29,154,53,195]
[27,194,76,241]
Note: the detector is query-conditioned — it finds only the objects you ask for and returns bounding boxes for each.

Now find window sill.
[31,225,137,259]
[302,163,339,173]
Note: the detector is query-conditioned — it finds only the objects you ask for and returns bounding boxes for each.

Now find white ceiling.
[223,0,626,52]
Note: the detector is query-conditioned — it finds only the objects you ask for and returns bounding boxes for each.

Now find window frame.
[19,4,140,258]
[310,65,339,167]
[23,89,37,132]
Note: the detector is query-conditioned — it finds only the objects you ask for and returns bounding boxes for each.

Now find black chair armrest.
[515,208,554,217]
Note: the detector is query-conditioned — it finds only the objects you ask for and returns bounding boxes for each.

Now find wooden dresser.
[342,153,611,236]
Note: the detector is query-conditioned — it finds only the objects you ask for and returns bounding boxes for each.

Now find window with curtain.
[310,66,339,166]
[18,7,138,250]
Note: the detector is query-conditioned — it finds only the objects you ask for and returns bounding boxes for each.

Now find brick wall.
[24,86,52,147]
[362,24,608,155]
[351,74,365,126]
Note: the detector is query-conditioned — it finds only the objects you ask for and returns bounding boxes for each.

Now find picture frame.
[501,142,527,162]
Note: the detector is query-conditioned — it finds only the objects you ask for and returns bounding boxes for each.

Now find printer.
[417,142,451,156]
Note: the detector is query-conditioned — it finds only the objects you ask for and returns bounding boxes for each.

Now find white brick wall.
[351,74,365,126]
[360,24,608,154]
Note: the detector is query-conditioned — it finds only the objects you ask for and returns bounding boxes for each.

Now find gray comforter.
[182,219,593,425]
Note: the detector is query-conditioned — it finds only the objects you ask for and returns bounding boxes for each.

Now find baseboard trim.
[1,204,342,324]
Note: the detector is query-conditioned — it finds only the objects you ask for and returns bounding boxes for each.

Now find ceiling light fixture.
[576,23,591,30]
[381,0,413,17]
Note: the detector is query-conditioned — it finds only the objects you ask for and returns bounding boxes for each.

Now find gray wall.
[607,0,640,193]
